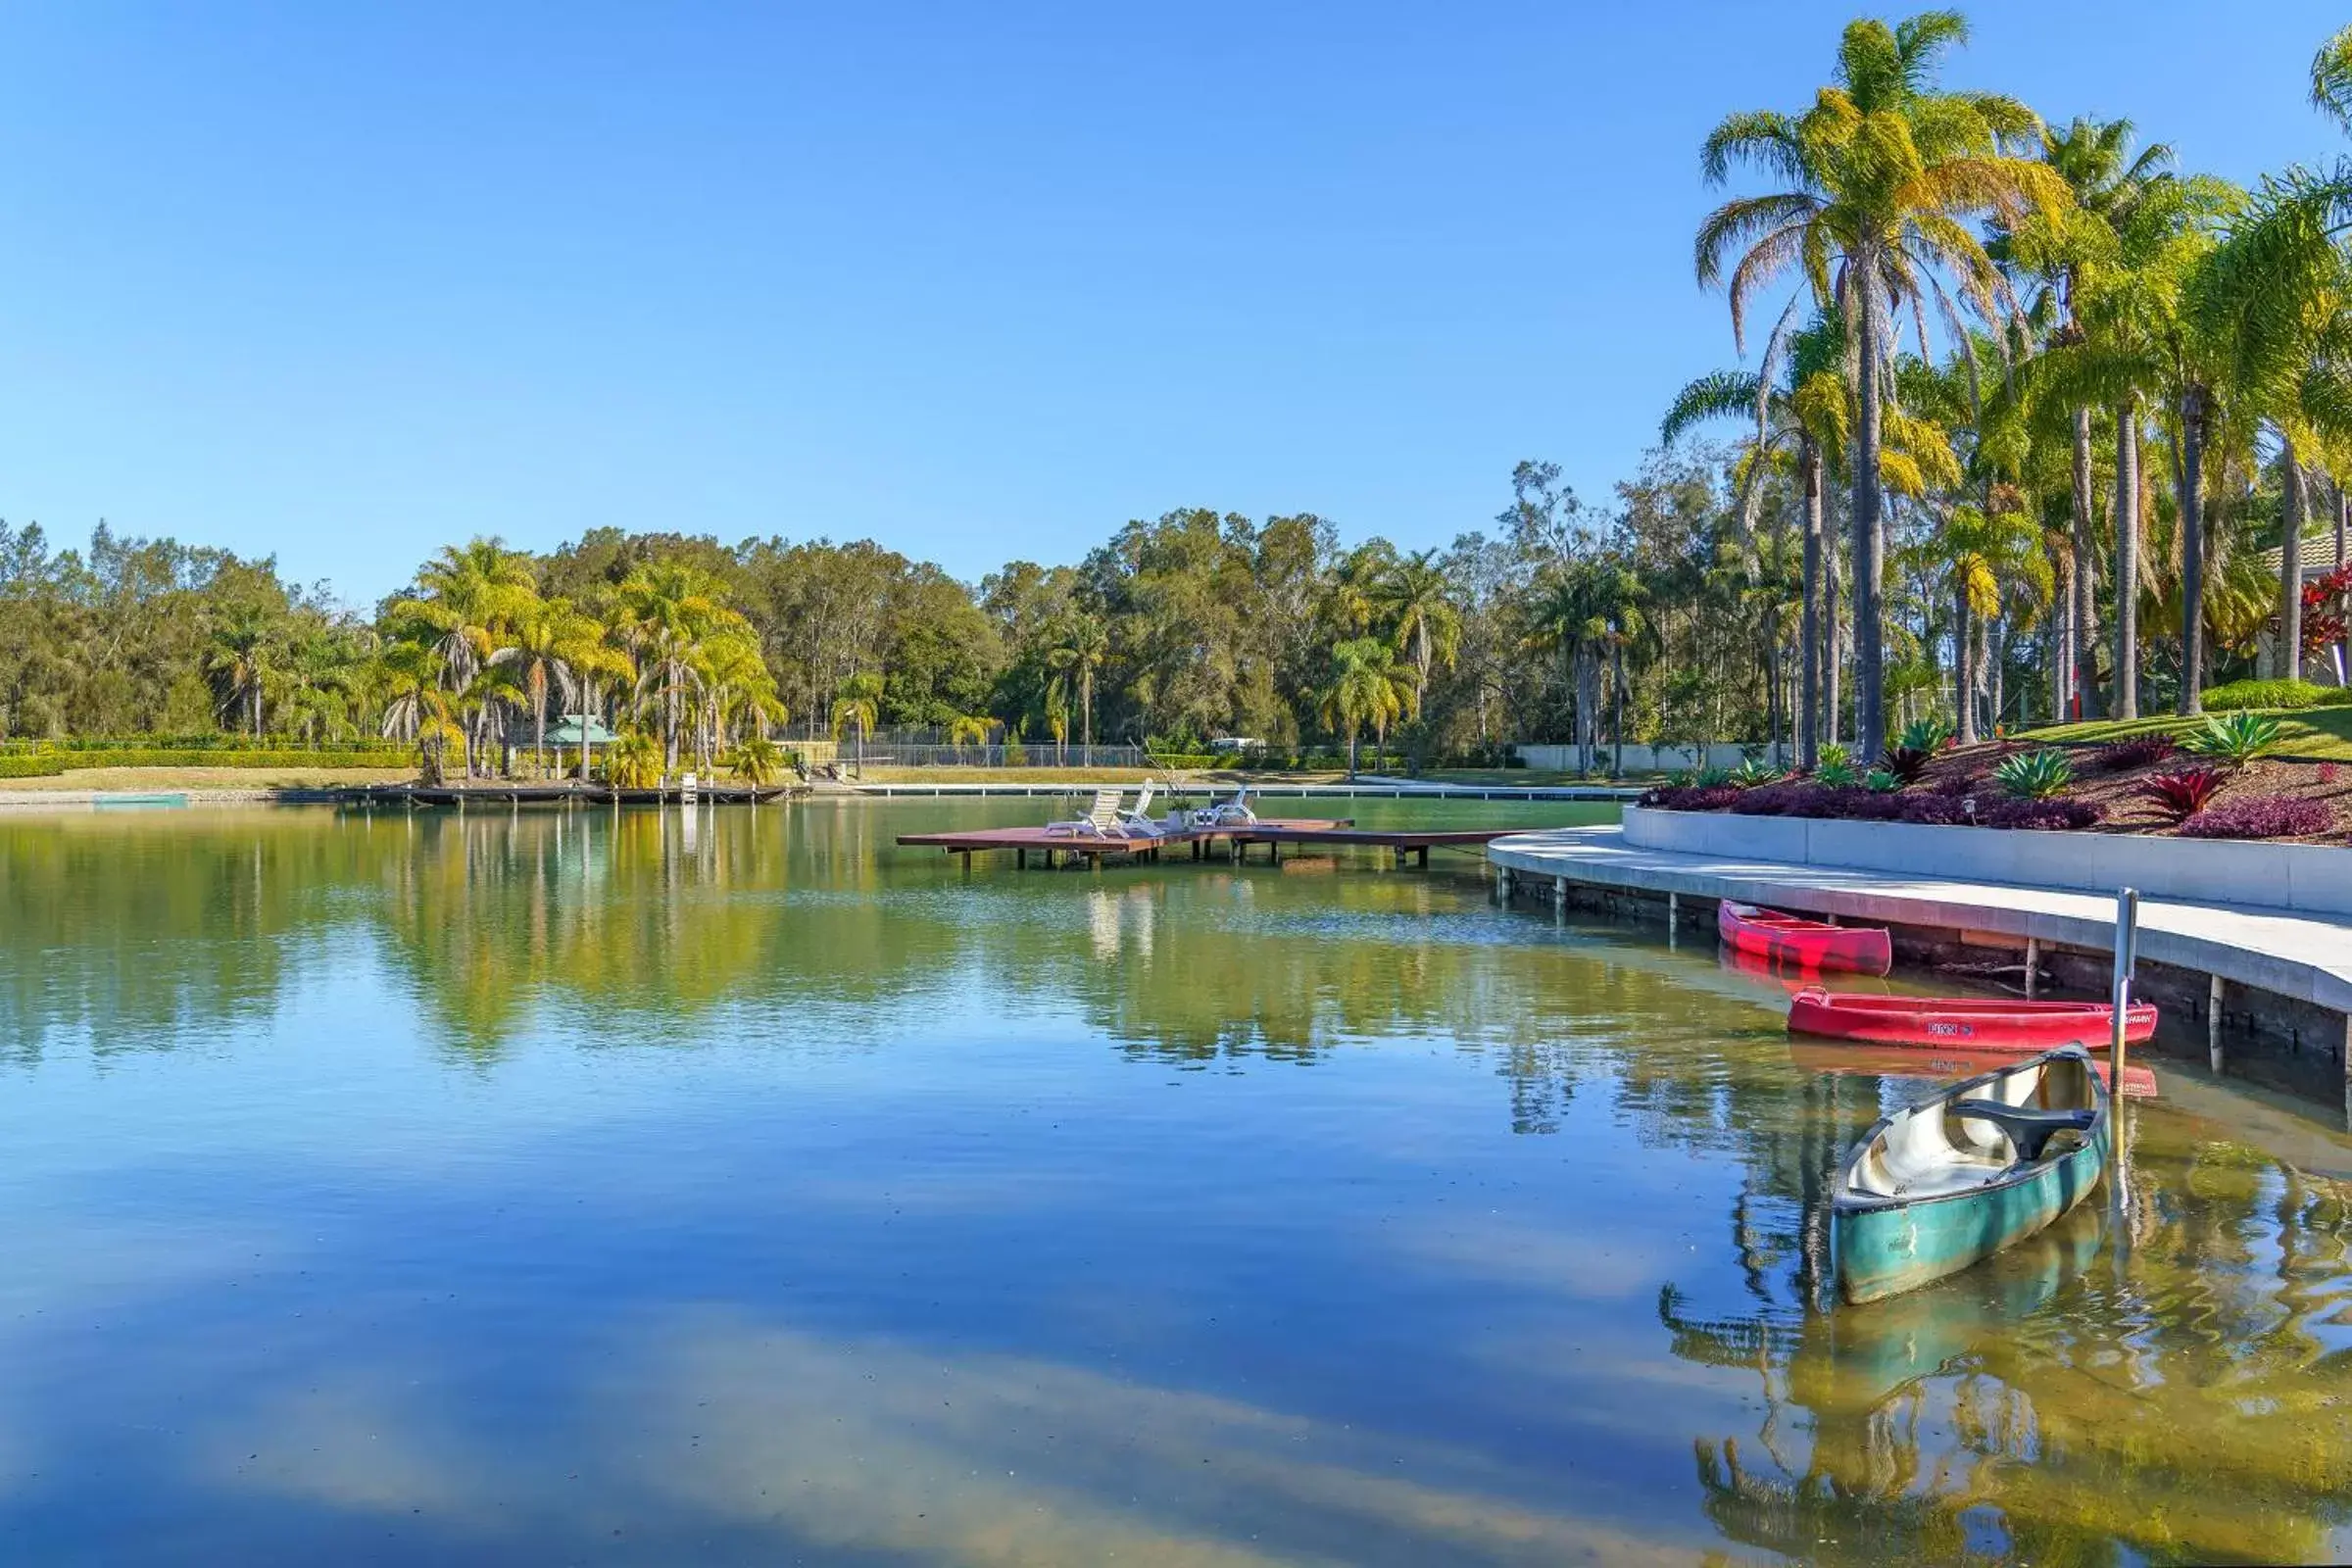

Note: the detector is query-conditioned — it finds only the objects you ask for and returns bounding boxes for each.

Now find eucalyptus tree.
[1697,10,2063,760]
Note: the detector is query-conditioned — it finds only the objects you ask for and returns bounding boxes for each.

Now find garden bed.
[1641,728,2352,845]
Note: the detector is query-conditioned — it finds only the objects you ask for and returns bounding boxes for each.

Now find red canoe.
[1788,987,2159,1052]
[1716,902,1892,977]
[1788,1042,2160,1100]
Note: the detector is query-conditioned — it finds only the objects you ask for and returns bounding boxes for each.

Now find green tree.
[1045,612,1109,753]
[1697,10,2064,760]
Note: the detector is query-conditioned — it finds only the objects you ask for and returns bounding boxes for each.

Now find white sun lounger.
[1046,788,1130,838]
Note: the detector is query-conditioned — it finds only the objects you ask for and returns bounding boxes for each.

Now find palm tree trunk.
[2112,399,2140,719]
[534,686,548,779]
[2071,405,2102,720]
[2337,482,2349,686]
[1824,523,1842,748]
[1798,441,1822,768]
[1953,580,1975,744]
[1611,634,1627,776]
[2281,440,2307,681]
[2178,385,2207,714]
[1852,267,1887,761]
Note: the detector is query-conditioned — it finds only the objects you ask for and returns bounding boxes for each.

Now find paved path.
[1489,825,2352,1020]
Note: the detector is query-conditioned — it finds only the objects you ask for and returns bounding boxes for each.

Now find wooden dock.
[894,818,1518,869]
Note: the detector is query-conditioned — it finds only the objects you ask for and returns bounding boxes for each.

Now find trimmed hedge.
[2201,678,2352,712]
[0,748,410,778]
[1145,754,1220,770]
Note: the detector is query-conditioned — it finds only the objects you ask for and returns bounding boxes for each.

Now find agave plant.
[1729,758,1785,788]
[1815,756,1860,788]
[1993,748,2075,801]
[2180,711,2283,768]
[2137,765,2224,824]
[1895,717,1952,754]
[1864,766,1902,793]
[1694,765,1734,788]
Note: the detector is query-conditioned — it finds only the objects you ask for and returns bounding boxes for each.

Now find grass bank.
[2019,708,2352,762]
[0,765,416,793]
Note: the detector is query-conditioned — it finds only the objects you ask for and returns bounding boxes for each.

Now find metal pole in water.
[2109,887,2139,1093]
[2109,887,2140,1225]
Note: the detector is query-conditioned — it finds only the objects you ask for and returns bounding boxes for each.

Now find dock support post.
[2208,975,2226,1073]
[2341,1013,2351,1132]
[2024,938,2039,1000]
[1494,866,1511,903]
[1552,875,1566,922]
[1667,891,1679,948]
[1016,848,1026,870]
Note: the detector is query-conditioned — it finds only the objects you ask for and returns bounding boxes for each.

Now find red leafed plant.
[2138,765,2225,824]
[2303,564,2352,658]
[2178,795,2333,840]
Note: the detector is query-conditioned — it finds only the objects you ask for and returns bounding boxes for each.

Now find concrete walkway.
[1489,825,2352,1021]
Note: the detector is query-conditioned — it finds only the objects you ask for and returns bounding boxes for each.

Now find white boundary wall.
[1513,742,1792,774]
[1622,804,2352,918]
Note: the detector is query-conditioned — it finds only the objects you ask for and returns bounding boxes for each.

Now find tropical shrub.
[2177,796,2332,840]
[1864,767,1902,793]
[603,727,664,788]
[2180,712,2283,767]
[1994,749,2075,800]
[1002,741,1027,767]
[1814,755,1860,788]
[1638,783,1741,811]
[1976,797,2103,831]
[2137,766,2225,824]
[1876,746,1932,785]
[1694,765,1734,788]
[2091,733,2178,771]
[2199,678,2336,711]
[725,735,784,785]
[1729,759,1785,788]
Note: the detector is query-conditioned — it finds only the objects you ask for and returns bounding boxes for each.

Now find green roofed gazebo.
[544,714,619,749]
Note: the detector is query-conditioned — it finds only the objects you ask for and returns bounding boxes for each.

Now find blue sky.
[0,2,2342,604]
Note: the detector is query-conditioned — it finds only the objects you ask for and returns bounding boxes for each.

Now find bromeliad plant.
[1993,748,2075,801]
[2137,765,2225,824]
[2180,712,2283,768]
[1729,758,1786,788]
[1814,753,1860,788]
[1864,766,1903,793]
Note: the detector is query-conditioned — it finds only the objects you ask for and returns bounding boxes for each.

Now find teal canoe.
[1832,1045,2109,1304]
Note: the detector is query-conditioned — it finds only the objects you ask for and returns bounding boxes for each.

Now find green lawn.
[1417,767,1663,787]
[2017,708,2352,761]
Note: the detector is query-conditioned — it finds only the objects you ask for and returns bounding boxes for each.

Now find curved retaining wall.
[1621,805,2352,919]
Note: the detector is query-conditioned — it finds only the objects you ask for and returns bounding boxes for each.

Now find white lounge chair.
[1190,784,1255,828]
[1047,788,1129,838]
[1114,779,1170,836]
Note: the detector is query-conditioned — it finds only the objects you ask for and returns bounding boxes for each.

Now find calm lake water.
[2,797,2349,1566]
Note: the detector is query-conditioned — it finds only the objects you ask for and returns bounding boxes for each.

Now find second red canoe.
[1788,987,2158,1052]
[1716,901,1892,976]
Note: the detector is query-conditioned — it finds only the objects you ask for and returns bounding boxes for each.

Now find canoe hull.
[1788,988,2158,1052]
[1716,902,1892,977]
[1836,1125,2107,1303]
[1833,1047,2110,1305]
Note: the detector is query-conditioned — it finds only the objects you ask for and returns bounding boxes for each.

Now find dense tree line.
[11,11,2352,776]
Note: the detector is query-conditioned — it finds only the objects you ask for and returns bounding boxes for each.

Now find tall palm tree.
[1318,637,1409,777]
[1996,118,2179,718]
[1697,11,2064,760]
[492,597,597,776]
[1046,612,1108,753]
[205,607,277,738]
[830,672,882,773]
[615,562,726,771]
[1663,313,1848,763]
[1371,550,1461,693]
